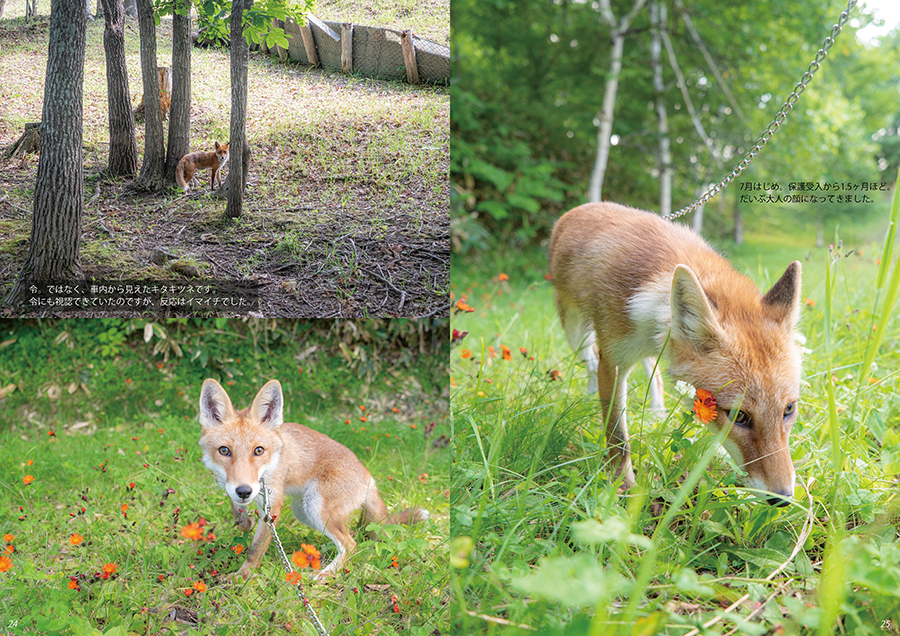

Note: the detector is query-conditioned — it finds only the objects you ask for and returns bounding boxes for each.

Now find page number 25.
[883,620,893,631]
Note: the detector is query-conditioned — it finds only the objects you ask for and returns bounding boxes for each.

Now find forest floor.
[0,3,449,317]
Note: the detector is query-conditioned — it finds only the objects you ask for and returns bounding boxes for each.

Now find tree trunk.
[587,0,647,203]
[226,0,252,218]
[587,32,624,204]
[10,0,87,302]
[100,0,137,177]
[123,0,135,18]
[650,0,671,216]
[0,0,7,20]
[165,0,192,185]
[134,0,166,191]
[734,198,743,245]
[692,184,705,234]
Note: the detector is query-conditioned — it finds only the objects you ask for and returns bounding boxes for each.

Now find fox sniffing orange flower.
[693,389,717,424]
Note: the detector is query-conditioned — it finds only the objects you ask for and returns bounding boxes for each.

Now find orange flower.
[418,472,429,484]
[804,298,815,307]
[498,273,509,281]
[68,578,80,590]
[393,603,400,613]
[101,563,117,579]
[0,556,11,573]
[26,460,33,466]
[23,475,34,485]
[460,349,472,359]
[184,588,193,596]
[4,545,12,554]
[693,389,717,424]
[519,347,528,356]
[360,416,368,422]
[454,300,475,313]
[231,545,244,555]
[501,345,511,361]
[3,534,13,543]
[69,534,84,545]
[391,555,399,568]
[181,522,204,541]
[193,580,207,593]
[121,503,129,515]
[292,544,321,570]
[487,346,496,359]
[286,570,303,585]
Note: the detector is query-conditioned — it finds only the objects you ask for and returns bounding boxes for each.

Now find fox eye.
[253,446,265,456]
[731,410,752,428]
[784,402,797,418]
[218,446,231,456]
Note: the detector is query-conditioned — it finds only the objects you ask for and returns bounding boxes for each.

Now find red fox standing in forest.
[198,379,429,579]
[548,202,802,505]
[176,142,229,191]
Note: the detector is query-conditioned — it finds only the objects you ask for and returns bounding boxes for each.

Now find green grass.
[449,198,900,634]
[314,0,448,45]
[0,319,449,635]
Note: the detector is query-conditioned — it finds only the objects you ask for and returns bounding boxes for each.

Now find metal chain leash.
[663,0,858,221]
[259,477,330,636]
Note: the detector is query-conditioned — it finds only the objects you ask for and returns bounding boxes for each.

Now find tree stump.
[4,123,40,160]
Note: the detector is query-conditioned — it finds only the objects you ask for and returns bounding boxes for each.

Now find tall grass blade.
[860,170,900,385]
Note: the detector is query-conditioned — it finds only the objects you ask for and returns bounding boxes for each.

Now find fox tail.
[175,157,189,190]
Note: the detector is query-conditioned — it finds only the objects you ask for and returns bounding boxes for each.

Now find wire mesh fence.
[258,16,449,85]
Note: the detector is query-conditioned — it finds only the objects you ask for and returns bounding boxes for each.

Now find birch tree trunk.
[10,0,87,301]
[100,0,137,177]
[587,33,624,203]
[587,0,647,203]
[135,0,166,191]
[650,0,671,216]
[225,0,252,218]
[165,0,192,185]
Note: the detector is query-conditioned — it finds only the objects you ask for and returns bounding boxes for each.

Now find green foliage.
[451,0,900,253]
[183,0,313,49]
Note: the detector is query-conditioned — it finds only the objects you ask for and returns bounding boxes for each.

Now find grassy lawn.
[315,0,448,45]
[0,0,449,317]
[449,202,900,633]
[0,319,450,635]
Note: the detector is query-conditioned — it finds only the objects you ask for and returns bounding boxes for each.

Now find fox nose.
[766,491,792,507]
[235,485,253,500]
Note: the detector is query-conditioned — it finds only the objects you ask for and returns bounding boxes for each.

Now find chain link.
[259,477,330,636]
[663,0,857,222]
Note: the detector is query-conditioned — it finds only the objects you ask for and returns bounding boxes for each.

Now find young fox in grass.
[549,202,801,505]
[176,142,229,191]
[198,379,429,579]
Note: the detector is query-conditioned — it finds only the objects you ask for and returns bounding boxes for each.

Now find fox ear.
[199,379,235,428]
[214,141,220,150]
[250,380,284,429]
[762,261,801,327]
[671,265,721,352]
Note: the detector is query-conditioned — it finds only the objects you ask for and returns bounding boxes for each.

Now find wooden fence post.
[341,23,353,73]
[400,30,420,85]
[298,20,319,66]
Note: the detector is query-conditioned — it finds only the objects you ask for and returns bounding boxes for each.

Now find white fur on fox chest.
[620,277,672,366]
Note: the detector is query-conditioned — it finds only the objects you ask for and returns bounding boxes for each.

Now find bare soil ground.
[0,9,449,317]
